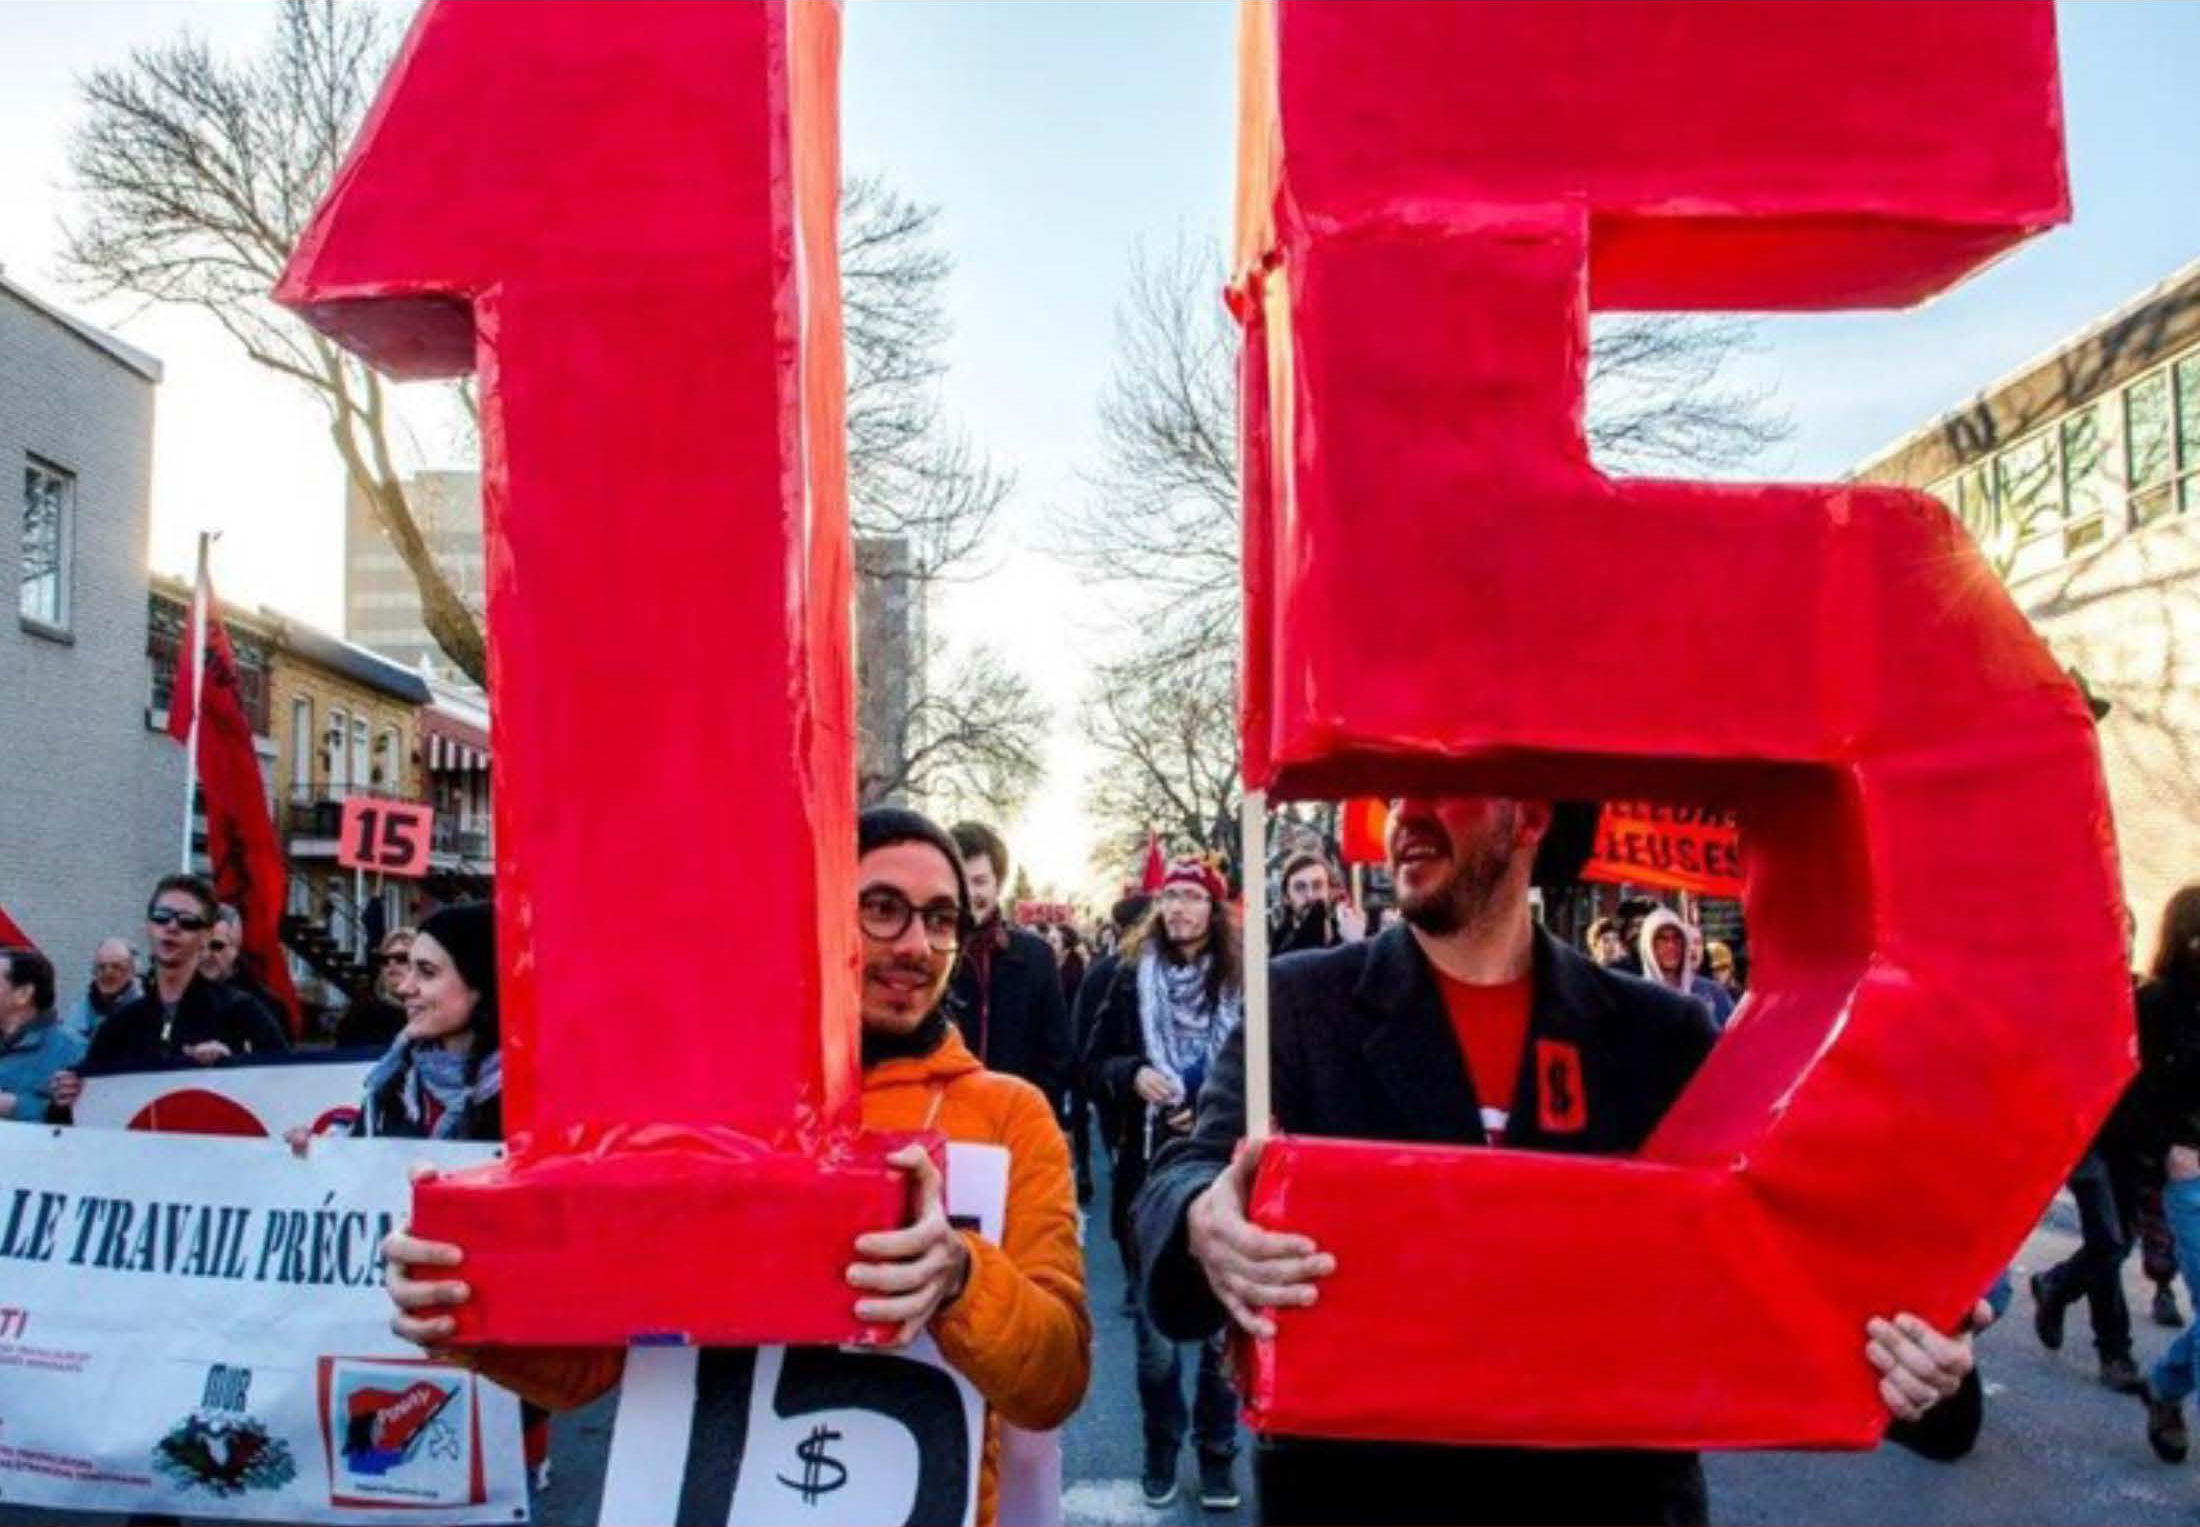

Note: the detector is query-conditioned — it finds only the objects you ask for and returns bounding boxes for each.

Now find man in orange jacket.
[382,807,1091,1526]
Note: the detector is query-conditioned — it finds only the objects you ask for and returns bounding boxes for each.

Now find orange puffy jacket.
[469,1024,1091,1525]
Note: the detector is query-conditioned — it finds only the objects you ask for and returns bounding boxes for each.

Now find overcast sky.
[4,1,2198,891]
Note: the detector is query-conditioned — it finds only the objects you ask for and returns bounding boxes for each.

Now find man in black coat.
[948,822,1072,1117]
[200,903,292,1040]
[70,875,290,1080]
[1133,795,1980,1526]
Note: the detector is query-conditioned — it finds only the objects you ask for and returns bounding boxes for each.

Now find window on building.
[1995,430,2061,546]
[291,697,314,802]
[2177,355,2200,516]
[2128,369,2176,527]
[375,726,401,792]
[351,715,371,796]
[1956,465,1997,546]
[327,706,350,792]
[19,457,73,632]
[2060,405,2112,553]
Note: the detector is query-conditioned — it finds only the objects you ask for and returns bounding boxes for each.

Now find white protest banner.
[0,1126,528,1523]
[598,1142,1044,1527]
[75,1054,373,1137]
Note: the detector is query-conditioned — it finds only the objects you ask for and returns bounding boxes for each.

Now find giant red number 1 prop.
[1236,1,2133,1446]
[275,1,912,1345]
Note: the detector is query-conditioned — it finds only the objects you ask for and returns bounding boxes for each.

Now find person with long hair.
[350,903,501,1143]
[1083,856,1245,1510]
[2135,884,2200,1462]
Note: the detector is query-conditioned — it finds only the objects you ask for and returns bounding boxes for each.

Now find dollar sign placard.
[275,0,914,1345]
[778,1424,849,1506]
[1236,0,2130,1447]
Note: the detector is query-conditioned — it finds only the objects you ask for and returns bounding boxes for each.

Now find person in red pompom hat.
[1162,854,1228,907]
[1081,851,1248,1510]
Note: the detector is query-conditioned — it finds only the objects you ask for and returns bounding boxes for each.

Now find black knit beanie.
[856,806,971,917]
[416,902,497,1019]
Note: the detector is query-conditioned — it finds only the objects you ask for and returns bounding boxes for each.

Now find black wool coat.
[947,922,1072,1116]
[82,974,292,1075]
[1133,921,1969,1524]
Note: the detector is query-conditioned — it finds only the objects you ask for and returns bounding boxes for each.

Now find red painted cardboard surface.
[277,0,898,1345]
[1235,0,2130,1447]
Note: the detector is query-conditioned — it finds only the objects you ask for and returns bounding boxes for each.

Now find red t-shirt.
[1433,971,1533,1144]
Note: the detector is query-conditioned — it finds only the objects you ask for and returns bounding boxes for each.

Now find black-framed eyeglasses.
[379,952,410,965]
[858,888,965,952]
[147,907,210,932]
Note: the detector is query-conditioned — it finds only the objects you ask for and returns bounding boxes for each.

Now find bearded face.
[1388,797,1530,936]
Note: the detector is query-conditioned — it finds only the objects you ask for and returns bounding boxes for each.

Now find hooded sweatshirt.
[464,1024,1089,1527]
[1636,906,1735,1028]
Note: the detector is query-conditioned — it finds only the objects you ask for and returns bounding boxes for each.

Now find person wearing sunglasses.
[50,873,289,1108]
[381,806,1092,1527]
[336,928,417,1050]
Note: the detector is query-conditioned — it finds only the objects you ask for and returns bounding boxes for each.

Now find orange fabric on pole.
[1338,799,1391,866]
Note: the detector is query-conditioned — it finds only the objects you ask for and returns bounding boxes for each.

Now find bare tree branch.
[59,0,502,686]
[861,641,1050,821]
[1065,237,1794,866]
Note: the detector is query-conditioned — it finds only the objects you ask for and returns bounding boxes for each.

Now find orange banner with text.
[1580,802,1743,897]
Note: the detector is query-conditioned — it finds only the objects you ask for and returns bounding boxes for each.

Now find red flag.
[167,578,202,744]
[0,905,33,952]
[174,566,300,1032]
[1139,832,1167,893]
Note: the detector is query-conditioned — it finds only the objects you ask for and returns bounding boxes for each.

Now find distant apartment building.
[1854,257,2200,959]
[344,470,485,679]
[347,469,928,798]
[856,534,926,804]
[0,270,173,981]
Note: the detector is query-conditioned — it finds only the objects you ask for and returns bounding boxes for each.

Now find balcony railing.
[283,789,492,861]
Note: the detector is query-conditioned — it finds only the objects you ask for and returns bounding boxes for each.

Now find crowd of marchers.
[12,803,2199,1524]
[379,795,1975,1526]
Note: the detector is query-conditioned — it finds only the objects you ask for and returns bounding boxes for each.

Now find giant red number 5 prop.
[275,1,912,1345]
[1236,1,2133,1446]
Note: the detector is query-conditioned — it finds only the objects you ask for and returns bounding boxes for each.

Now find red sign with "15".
[336,798,434,879]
